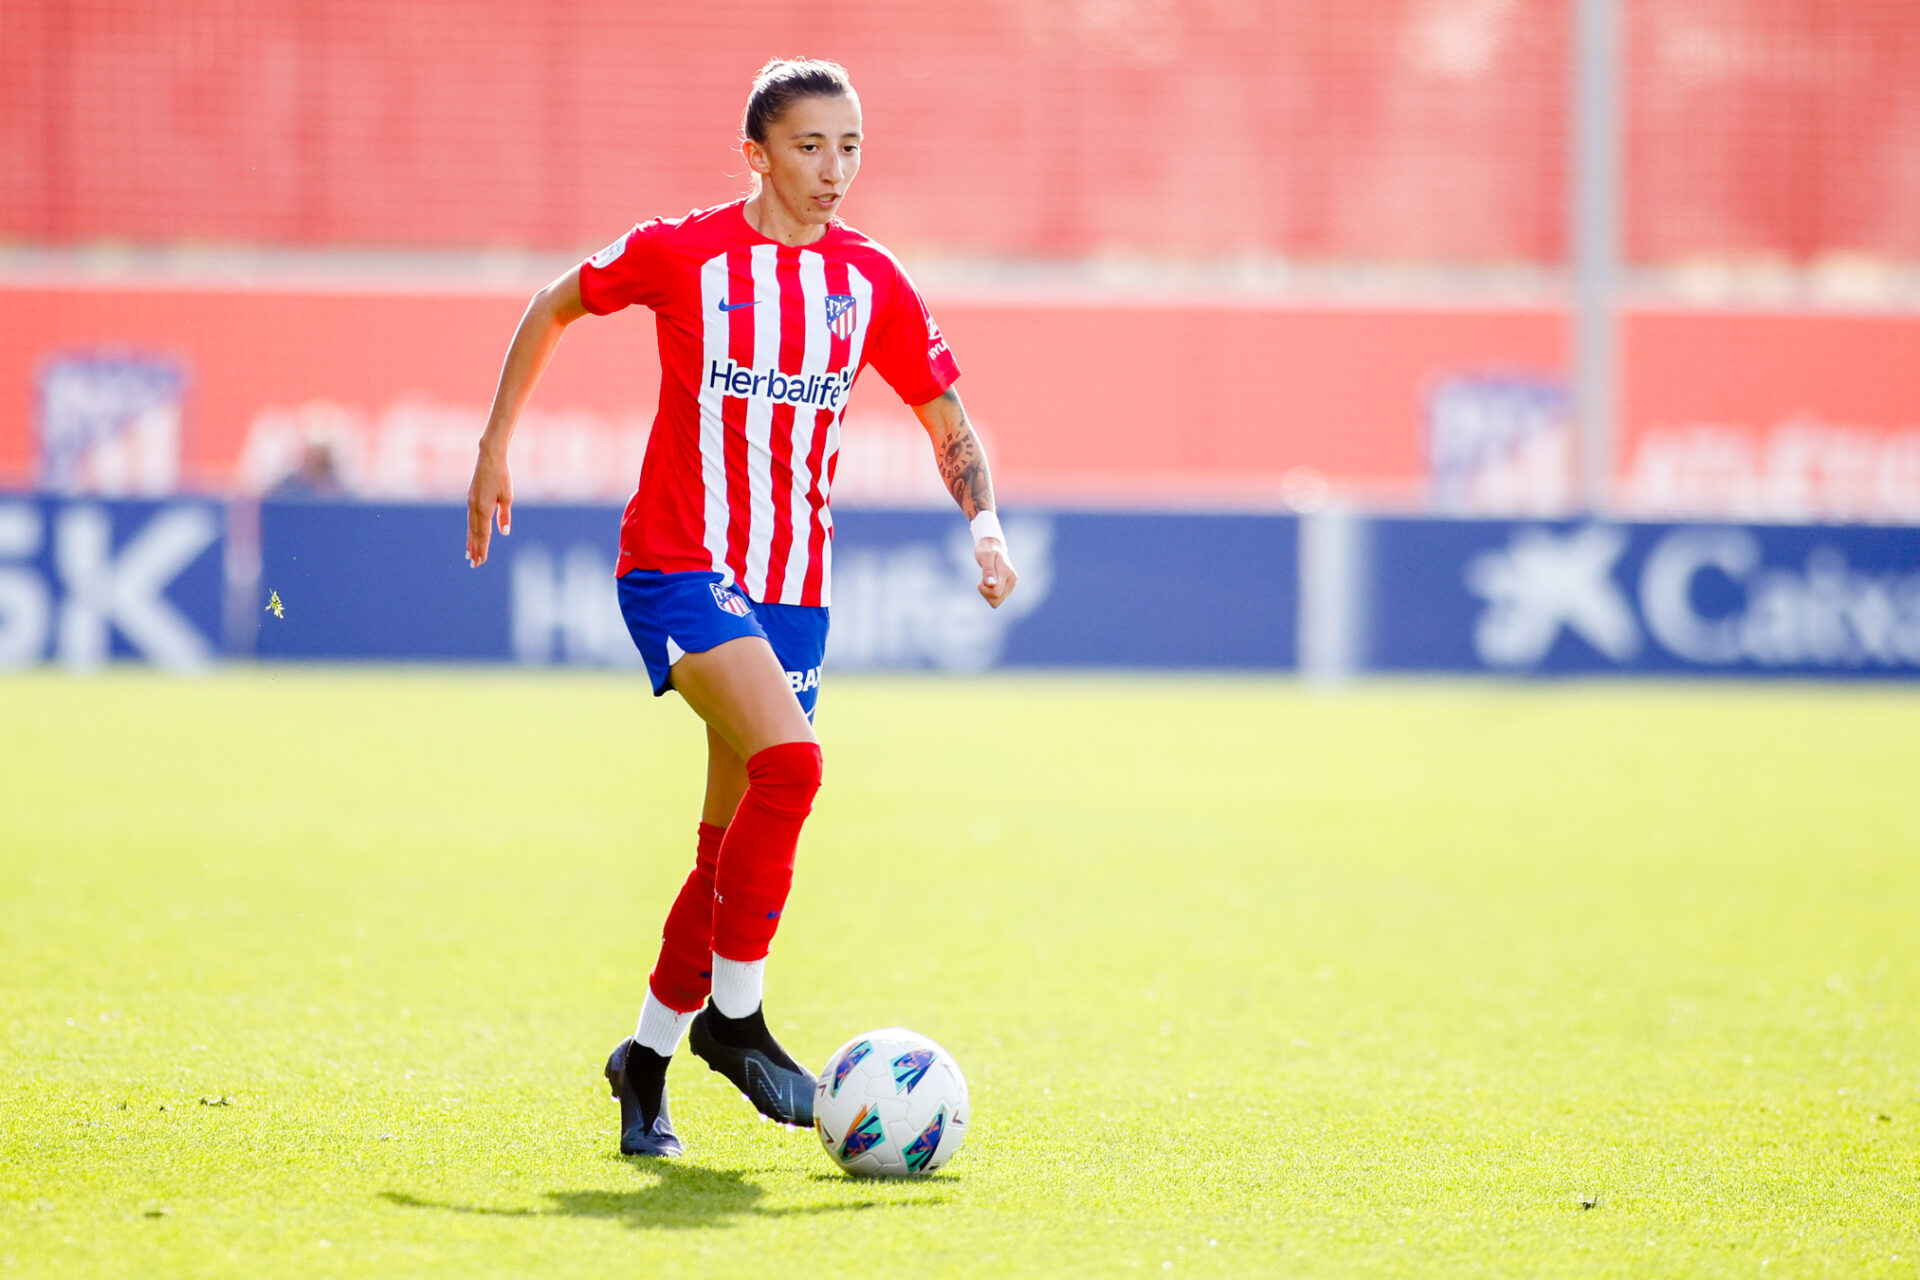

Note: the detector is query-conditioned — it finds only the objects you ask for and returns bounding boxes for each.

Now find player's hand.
[466,446,513,567]
[975,538,1016,608]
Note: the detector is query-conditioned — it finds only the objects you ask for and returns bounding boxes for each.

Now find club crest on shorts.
[709,583,751,617]
[825,293,858,340]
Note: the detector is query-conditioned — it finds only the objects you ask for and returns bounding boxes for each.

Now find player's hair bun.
[744,58,855,142]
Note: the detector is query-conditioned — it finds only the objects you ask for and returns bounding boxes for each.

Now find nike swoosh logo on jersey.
[719,300,758,311]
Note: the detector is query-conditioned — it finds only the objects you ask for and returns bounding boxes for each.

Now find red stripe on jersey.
[760,248,807,603]
[721,251,755,587]
[796,258,852,603]
[801,389,835,606]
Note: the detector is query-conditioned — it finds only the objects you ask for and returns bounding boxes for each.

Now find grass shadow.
[383,1159,952,1231]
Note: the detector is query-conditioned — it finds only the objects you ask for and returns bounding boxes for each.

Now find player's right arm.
[466,268,589,567]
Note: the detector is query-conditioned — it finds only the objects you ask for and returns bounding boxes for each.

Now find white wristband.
[969,510,1005,545]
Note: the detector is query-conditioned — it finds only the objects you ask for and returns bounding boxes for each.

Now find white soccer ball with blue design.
[814,1028,969,1177]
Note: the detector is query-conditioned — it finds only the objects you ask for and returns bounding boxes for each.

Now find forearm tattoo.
[938,417,995,520]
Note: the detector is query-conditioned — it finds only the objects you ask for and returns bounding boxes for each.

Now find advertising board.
[249,503,1297,673]
[5,497,1913,682]
[10,284,1917,522]
[0,496,225,670]
[1364,518,1920,678]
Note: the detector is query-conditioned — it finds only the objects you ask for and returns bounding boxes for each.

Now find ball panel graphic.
[814,1029,969,1177]
[828,1039,872,1098]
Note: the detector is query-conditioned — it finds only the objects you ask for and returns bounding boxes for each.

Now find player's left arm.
[912,387,1016,608]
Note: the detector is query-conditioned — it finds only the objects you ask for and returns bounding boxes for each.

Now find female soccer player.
[464,58,1016,1157]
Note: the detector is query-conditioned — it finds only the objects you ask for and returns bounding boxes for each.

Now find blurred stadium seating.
[6,0,1917,266]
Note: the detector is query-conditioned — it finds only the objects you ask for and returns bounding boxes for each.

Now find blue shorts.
[616,569,830,719]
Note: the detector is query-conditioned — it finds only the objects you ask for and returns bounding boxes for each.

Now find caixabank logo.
[1461,521,1920,675]
[0,499,225,671]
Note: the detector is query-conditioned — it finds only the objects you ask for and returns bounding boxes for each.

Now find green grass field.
[2,671,1917,1278]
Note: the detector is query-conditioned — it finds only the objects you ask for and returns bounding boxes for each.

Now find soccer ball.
[814,1028,969,1177]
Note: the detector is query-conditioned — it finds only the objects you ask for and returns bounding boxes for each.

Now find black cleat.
[687,1005,816,1129]
[604,1038,683,1157]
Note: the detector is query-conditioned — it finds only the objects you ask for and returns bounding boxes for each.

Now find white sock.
[633,990,696,1057]
[709,955,766,1018]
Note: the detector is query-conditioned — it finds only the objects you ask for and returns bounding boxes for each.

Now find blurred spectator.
[269,436,347,500]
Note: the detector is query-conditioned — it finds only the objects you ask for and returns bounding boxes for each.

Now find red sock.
[712,741,823,963]
[647,821,727,1014]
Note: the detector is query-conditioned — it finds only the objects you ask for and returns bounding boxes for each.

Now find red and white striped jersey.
[579,200,961,607]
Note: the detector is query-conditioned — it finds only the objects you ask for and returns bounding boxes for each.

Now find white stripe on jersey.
[778,251,832,605]
[816,265,876,605]
[697,254,734,583]
[740,245,781,600]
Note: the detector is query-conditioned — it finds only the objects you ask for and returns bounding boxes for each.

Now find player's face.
[747,93,863,230]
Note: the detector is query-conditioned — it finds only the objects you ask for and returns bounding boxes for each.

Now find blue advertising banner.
[254,502,615,663]
[827,508,1297,671]
[1363,518,1920,677]
[0,496,226,671]
[251,502,1299,671]
[13,497,1913,680]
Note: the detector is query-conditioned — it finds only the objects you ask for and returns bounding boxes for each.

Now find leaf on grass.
[199,1095,233,1107]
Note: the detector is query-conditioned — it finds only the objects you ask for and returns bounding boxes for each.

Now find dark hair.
[743,58,855,143]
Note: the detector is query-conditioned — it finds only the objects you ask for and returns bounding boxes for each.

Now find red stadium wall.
[5,282,1918,519]
[5,0,1916,264]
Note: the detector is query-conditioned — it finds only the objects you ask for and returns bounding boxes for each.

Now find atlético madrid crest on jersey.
[825,293,858,340]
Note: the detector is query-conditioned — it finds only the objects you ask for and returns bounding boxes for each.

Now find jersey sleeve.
[863,264,962,406]
[577,218,674,315]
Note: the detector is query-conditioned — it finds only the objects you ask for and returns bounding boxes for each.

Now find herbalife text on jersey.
[707,360,853,410]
